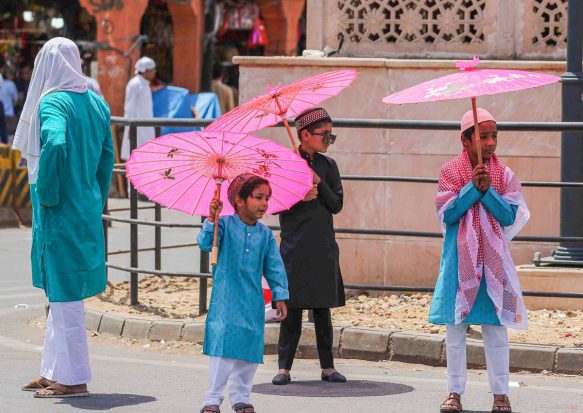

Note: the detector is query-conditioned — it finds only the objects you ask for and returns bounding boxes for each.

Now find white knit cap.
[135,56,156,74]
[460,108,496,132]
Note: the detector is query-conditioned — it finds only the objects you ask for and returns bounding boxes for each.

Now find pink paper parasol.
[206,69,358,153]
[383,57,560,163]
[125,130,313,264]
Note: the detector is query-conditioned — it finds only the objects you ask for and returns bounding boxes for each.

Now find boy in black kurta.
[272,107,346,385]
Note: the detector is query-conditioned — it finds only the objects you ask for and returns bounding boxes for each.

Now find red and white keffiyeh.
[435,149,530,329]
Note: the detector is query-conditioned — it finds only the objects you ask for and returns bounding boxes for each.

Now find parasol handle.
[471,97,483,165]
[282,118,300,155]
[273,95,300,155]
[211,180,223,266]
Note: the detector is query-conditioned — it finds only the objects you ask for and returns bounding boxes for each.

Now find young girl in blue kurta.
[430,109,529,413]
[198,173,289,413]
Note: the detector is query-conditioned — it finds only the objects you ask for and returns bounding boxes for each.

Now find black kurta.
[279,148,345,309]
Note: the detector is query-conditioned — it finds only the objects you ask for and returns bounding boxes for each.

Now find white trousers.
[204,356,258,407]
[446,323,509,395]
[40,301,91,385]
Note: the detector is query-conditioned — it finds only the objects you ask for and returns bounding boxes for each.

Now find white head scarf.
[135,57,156,75]
[12,37,87,184]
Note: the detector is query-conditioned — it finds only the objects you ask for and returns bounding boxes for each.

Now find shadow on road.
[54,393,156,410]
[253,379,414,398]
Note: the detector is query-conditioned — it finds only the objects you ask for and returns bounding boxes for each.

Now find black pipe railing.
[104,118,583,314]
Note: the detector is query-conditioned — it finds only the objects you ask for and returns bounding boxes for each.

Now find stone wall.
[308,0,567,60]
[233,56,564,288]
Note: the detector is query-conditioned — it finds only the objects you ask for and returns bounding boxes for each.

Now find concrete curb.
[86,309,583,375]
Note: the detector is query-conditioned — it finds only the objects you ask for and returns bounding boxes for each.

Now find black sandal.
[232,402,255,413]
[440,392,462,412]
[200,406,221,413]
[272,373,291,385]
[321,371,346,383]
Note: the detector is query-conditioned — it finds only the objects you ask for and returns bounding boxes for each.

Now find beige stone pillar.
[306,0,324,51]
[492,0,517,59]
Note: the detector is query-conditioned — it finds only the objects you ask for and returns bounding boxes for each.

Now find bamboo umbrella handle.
[274,96,300,155]
[211,181,222,266]
[471,97,483,165]
[282,118,300,155]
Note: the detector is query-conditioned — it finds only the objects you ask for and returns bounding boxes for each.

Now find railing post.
[103,198,108,282]
[154,126,162,273]
[552,0,583,264]
[130,124,139,306]
[155,203,161,271]
[199,217,209,315]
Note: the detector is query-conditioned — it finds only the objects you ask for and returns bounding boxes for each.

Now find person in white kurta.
[120,56,156,160]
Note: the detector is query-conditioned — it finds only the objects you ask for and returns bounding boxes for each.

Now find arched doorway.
[140,0,173,85]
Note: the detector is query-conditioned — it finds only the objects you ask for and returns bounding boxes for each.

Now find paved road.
[1,204,583,412]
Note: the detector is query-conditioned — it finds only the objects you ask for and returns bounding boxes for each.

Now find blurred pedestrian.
[0,69,18,138]
[120,56,156,160]
[211,63,236,114]
[0,75,7,144]
[14,37,114,398]
[81,56,103,98]
[429,108,530,413]
[15,64,32,110]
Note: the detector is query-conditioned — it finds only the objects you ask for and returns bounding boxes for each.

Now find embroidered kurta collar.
[233,213,259,232]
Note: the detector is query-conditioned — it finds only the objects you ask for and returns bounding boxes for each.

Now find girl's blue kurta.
[198,214,289,364]
[30,90,114,302]
[429,182,518,325]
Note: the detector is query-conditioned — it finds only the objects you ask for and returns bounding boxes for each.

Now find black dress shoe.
[272,373,291,385]
[321,371,347,383]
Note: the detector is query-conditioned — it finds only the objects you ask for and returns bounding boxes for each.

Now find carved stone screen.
[314,0,567,59]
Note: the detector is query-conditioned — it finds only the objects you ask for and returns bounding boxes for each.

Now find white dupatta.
[12,37,87,184]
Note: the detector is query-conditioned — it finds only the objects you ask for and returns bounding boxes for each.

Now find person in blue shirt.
[198,173,289,413]
[0,71,18,142]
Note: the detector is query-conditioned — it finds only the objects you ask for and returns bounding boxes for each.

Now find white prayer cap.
[135,56,156,75]
[460,108,496,132]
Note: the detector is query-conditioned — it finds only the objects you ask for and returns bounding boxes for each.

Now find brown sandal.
[21,377,55,392]
[492,395,512,412]
[440,392,462,412]
[34,383,89,398]
[233,403,255,413]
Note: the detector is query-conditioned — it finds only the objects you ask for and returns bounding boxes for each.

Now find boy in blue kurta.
[13,38,114,397]
[429,109,530,413]
[198,173,288,413]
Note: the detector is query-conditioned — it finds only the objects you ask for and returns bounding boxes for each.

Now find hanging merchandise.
[220,2,258,32]
[248,17,268,49]
[238,3,258,29]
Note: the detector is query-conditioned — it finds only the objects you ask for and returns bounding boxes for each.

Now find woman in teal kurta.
[14,38,114,397]
[31,89,114,302]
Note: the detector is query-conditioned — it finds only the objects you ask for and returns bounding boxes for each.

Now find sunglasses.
[309,130,337,145]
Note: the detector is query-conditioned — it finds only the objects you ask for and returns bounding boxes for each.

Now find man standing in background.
[120,56,156,160]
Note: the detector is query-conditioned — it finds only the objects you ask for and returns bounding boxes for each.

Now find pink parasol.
[125,130,313,264]
[382,57,560,163]
[206,69,358,153]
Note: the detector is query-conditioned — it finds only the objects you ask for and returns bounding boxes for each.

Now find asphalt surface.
[1,201,582,412]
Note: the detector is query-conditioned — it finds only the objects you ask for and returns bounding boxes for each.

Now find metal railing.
[103,117,583,314]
